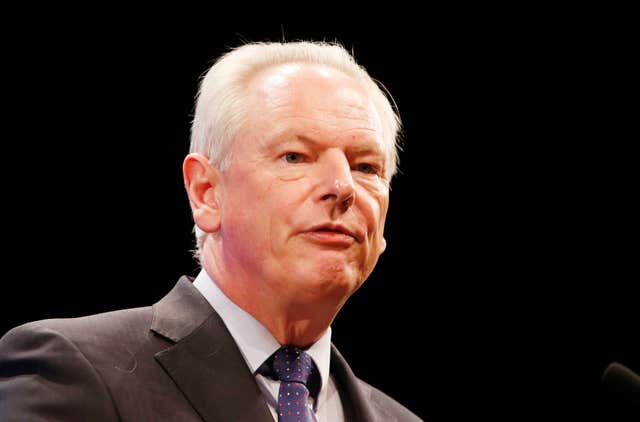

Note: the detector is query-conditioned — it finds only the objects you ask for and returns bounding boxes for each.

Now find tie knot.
[272,346,318,388]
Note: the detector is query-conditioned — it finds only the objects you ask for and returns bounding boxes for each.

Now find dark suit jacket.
[0,277,422,421]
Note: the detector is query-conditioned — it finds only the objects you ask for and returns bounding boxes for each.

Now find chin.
[309,263,363,297]
[285,252,365,297]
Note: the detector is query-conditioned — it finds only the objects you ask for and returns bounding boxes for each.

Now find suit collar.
[151,276,272,422]
[150,276,213,342]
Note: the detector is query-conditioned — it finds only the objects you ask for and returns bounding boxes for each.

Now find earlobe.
[183,153,222,233]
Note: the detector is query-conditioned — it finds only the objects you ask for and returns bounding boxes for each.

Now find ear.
[183,153,222,234]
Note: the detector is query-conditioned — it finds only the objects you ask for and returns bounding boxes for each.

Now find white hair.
[189,41,402,256]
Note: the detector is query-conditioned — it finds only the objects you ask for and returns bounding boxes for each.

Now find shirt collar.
[192,270,332,392]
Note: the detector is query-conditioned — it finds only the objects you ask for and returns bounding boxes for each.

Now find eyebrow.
[292,135,385,157]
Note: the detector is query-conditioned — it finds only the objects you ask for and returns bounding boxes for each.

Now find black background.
[2,19,637,420]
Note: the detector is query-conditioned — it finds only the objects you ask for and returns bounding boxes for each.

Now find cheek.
[371,195,390,254]
[227,174,310,242]
[362,189,389,233]
[222,172,271,240]
[376,191,389,220]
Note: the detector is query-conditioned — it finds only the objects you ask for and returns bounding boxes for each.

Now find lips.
[306,223,364,243]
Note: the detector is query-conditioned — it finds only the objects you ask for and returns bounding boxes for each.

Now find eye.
[283,152,305,164]
[355,163,380,175]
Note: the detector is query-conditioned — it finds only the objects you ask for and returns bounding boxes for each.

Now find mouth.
[305,223,364,245]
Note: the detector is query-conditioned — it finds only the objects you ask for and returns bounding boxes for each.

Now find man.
[0,41,422,421]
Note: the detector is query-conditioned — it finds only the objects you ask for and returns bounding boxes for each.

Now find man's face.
[218,63,390,304]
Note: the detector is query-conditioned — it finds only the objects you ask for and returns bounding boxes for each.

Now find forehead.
[249,62,366,98]
[244,63,383,145]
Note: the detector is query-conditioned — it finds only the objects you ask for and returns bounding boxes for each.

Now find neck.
[201,244,346,348]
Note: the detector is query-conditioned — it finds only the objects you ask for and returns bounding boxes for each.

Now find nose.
[316,150,356,212]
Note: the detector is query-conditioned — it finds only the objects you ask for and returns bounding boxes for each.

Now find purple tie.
[271,346,319,422]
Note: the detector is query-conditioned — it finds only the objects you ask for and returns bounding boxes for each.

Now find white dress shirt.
[193,270,345,421]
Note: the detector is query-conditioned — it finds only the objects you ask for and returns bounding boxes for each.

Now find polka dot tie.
[271,346,319,422]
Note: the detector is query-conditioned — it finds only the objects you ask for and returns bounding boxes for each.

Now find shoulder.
[0,310,150,421]
[0,278,203,421]
[1,275,207,366]
[1,306,159,371]
[2,307,152,342]
[355,377,424,421]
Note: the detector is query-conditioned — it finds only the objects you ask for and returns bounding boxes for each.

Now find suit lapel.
[150,278,393,421]
[330,345,393,422]
[151,277,273,422]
